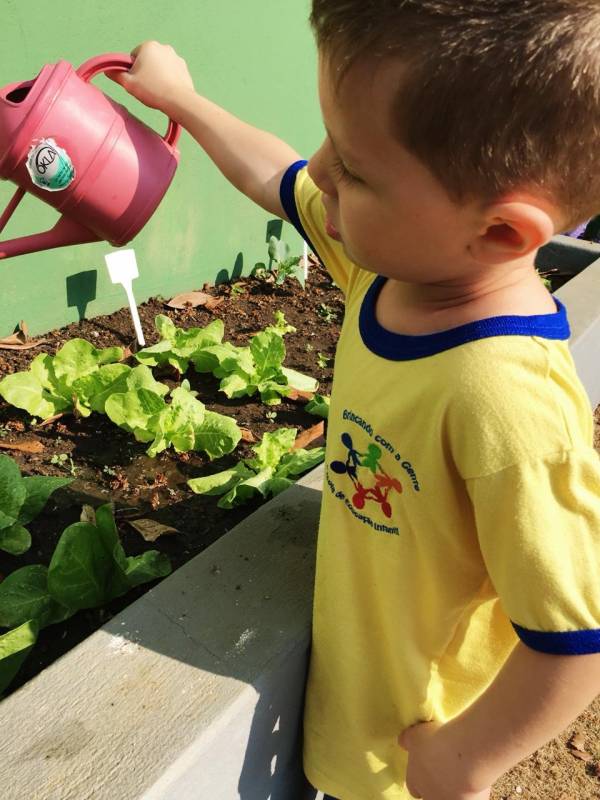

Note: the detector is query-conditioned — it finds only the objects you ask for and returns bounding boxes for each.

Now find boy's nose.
[308,142,337,198]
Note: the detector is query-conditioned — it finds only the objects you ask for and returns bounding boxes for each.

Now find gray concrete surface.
[555,251,600,408]
[0,467,325,800]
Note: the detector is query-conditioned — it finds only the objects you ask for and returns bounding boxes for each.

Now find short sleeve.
[467,447,600,655]
[279,160,357,294]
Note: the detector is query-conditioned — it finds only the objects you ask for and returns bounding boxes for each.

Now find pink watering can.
[0,53,181,259]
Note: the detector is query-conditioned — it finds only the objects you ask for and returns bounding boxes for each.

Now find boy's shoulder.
[440,335,591,478]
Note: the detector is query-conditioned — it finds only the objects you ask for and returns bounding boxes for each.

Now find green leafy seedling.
[267,236,306,289]
[230,281,247,298]
[317,303,338,324]
[51,453,77,477]
[306,394,330,419]
[317,352,330,369]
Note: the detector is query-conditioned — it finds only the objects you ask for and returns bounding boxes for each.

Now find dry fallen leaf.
[204,296,224,311]
[240,427,256,443]
[0,320,48,350]
[150,491,160,511]
[568,732,587,752]
[569,748,592,762]
[0,339,48,351]
[147,472,168,490]
[0,439,44,454]
[287,388,316,402]
[293,421,325,450]
[128,518,178,542]
[110,472,129,492]
[6,420,26,432]
[166,291,224,311]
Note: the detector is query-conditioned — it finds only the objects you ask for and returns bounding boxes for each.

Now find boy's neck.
[376,258,557,336]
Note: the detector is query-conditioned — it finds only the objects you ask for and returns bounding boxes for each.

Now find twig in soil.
[36,413,66,428]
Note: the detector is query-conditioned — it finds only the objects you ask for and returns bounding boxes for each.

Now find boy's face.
[308,56,483,284]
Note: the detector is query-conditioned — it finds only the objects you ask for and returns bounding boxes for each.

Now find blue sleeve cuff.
[279,159,321,261]
[513,623,600,655]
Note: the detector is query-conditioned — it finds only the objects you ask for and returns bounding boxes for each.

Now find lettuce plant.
[0,503,171,695]
[188,427,325,508]
[0,454,71,555]
[197,316,317,406]
[105,379,241,459]
[136,316,224,374]
[136,311,317,406]
[0,339,124,420]
[305,394,330,419]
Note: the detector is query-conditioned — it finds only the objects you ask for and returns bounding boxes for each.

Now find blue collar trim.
[359,275,570,361]
[279,159,320,253]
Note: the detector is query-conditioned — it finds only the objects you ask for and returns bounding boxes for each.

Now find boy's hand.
[398,721,491,800]
[107,41,195,116]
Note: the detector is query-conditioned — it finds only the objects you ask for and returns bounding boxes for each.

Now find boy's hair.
[310,1,600,228]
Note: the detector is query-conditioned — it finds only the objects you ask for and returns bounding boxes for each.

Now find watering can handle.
[76,53,182,148]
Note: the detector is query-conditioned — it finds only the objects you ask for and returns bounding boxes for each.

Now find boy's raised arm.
[109,41,301,220]
[399,643,600,799]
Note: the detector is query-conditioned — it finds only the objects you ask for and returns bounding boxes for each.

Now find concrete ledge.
[541,236,600,408]
[536,233,600,272]
[1,467,325,800]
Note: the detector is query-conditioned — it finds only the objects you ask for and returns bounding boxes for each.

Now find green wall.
[0,0,322,336]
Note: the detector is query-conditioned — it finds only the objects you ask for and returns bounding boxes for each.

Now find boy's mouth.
[325,216,342,241]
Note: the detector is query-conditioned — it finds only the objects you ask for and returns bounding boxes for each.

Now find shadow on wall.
[214,219,284,285]
[66,269,97,320]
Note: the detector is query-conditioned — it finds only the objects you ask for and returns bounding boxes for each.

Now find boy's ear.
[469,200,555,265]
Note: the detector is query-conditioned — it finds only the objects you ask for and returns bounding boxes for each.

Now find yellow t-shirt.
[280,162,600,800]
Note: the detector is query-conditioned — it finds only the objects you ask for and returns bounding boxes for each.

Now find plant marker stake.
[104,249,146,346]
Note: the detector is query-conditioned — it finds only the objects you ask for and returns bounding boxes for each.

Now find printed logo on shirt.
[326,409,421,536]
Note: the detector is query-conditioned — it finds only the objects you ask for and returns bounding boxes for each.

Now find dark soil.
[0,262,344,696]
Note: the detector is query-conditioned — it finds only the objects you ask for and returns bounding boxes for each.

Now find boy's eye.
[332,155,362,184]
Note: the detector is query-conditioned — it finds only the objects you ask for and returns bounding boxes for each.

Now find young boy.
[113,2,600,798]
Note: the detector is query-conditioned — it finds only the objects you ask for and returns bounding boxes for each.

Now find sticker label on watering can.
[26,138,75,191]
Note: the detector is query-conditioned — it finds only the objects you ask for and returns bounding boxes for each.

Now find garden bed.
[0,259,343,696]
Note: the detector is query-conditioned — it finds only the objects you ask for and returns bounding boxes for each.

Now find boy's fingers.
[104,70,130,87]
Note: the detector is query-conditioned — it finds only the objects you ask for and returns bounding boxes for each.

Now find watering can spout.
[0,214,100,259]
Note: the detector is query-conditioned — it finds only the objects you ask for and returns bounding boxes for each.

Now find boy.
[113,2,600,798]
